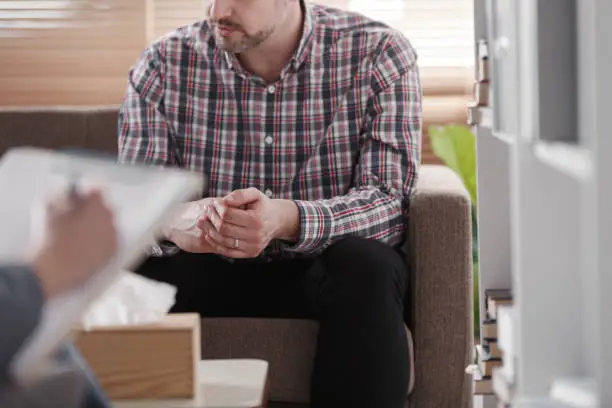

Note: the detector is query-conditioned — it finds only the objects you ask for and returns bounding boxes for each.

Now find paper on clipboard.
[0,147,204,383]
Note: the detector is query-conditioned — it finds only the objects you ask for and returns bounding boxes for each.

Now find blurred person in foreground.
[0,189,117,408]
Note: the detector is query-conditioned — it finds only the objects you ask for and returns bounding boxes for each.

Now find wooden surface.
[74,313,200,400]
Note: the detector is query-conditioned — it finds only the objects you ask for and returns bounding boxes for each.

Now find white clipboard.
[0,147,204,383]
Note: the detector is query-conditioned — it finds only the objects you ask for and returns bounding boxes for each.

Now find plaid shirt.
[118,2,422,259]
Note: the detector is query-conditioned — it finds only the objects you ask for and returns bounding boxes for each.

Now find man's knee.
[321,237,407,300]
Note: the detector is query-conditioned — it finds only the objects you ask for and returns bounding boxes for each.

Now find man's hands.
[199,188,300,259]
[161,199,217,254]
[162,188,300,258]
[30,189,118,299]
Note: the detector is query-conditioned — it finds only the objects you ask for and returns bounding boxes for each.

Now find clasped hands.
[165,188,298,259]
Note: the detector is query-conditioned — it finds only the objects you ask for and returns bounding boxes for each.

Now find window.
[0,0,114,36]
[0,0,474,119]
[315,0,475,164]
[0,0,149,106]
[151,0,475,68]
[338,0,474,68]
[152,0,205,41]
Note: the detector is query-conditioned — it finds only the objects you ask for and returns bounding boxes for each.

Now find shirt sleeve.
[118,45,180,257]
[284,32,422,254]
[0,265,44,380]
[118,45,175,167]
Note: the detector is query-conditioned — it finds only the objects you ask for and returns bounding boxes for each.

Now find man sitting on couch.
[118,0,421,407]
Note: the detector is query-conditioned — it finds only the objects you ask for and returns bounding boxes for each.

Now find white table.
[114,359,268,408]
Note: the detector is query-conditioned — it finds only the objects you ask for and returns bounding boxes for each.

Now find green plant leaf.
[473,262,480,338]
[428,125,478,206]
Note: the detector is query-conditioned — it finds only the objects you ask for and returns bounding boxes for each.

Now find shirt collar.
[292,0,315,69]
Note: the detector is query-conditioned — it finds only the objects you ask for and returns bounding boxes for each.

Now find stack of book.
[471,289,514,407]
[467,39,490,127]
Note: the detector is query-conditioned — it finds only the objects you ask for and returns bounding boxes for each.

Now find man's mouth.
[217,25,237,37]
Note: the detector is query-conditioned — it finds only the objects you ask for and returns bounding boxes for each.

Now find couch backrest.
[0,103,466,165]
[0,106,120,157]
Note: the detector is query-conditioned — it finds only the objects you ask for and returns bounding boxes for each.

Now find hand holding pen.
[29,185,118,299]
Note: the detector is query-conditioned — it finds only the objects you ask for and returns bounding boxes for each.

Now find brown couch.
[0,106,473,408]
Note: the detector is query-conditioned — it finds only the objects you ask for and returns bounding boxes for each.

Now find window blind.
[315,0,474,164]
[152,0,204,41]
[151,0,475,68]
[0,0,149,106]
[149,0,475,93]
[0,0,116,36]
[318,0,475,98]
[343,0,474,68]
[0,0,474,124]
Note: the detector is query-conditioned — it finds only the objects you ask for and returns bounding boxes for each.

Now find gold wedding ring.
[233,238,239,249]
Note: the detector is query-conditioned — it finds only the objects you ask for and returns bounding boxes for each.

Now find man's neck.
[237,3,304,83]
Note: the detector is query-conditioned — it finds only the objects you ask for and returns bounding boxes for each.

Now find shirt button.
[264,189,273,198]
[267,85,276,93]
[264,135,273,145]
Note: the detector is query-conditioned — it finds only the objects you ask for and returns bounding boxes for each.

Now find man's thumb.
[224,188,260,206]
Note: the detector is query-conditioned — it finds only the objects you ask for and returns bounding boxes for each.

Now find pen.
[67,178,83,209]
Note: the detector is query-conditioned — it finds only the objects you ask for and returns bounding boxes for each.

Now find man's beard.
[212,23,275,54]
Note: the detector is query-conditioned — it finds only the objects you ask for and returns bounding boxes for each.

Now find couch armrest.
[407,165,473,408]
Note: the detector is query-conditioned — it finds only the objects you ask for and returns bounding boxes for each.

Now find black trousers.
[135,237,410,408]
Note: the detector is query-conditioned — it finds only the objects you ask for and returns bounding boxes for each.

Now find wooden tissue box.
[74,313,201,400]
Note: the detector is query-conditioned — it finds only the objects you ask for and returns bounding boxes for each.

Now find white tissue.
[80,270,177,330]
[171,201,206,236]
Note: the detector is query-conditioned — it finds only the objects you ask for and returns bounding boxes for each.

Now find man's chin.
[214,36,240,52]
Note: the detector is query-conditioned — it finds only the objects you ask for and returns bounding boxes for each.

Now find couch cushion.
[200,317,414,404]
[200,318,317,404]
[0,106,119,157]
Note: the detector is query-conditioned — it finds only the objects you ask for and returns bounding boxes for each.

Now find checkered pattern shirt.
[118,2,422,259]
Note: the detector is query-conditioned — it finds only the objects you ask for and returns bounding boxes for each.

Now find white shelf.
[533,142,592,182]
[473,0,611,407]
[492,131,514,144]
[550,377,597,408]
[512,398,574,408]
[480,106,492,128]
[473,394,497,408]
